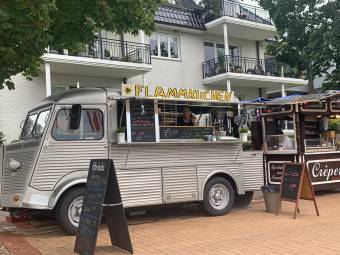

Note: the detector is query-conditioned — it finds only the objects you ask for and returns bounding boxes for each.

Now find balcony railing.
[202,55,303,79]
[48,38,151,64]
[205,0,272,25]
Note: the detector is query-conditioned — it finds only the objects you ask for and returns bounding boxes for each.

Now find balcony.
[205,0,272,25]
[42,38,152,78]
[202,55,308,89]
[204,0,276,41]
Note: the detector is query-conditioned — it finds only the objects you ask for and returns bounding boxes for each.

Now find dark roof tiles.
[155,0,206,30]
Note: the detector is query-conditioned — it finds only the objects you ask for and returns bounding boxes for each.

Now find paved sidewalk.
[2,191,340,255]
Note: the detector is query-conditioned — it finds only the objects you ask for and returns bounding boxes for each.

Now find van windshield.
[20,109,51,140]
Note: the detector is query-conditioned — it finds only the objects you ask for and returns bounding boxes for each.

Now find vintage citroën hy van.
[0,85,263,234]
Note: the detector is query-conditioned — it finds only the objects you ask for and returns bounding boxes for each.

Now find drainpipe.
[256,41,260,65]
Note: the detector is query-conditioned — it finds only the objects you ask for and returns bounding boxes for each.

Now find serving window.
[263,114,297,153]
[157,100,238,140]
[117,99,239,143]
[302,115,339,153]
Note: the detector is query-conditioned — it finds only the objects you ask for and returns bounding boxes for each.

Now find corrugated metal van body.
[110,142,245,208]
[242,151,264,190]
[31,140,108,191]
[1,141,40,207]
[30,105,108,192]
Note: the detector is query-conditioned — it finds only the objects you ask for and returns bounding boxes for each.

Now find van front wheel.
[56,187,84,235]
[203,177,234,216]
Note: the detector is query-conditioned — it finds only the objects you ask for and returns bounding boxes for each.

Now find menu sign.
[331,101,340,112]
[74,159,133,255]
[160,126,213,139]
[129,99,156,142]
[74,160,110,255]
[280,163,303,201]
[301,101,327,112]
[277,163,319,219]
[268,161,291,184]
[307,159,340,184]
[261,105,292,115]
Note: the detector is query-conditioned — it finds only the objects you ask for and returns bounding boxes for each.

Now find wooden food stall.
[244,91,340,190]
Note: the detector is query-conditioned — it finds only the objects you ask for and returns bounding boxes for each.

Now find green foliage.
[0,131,5,145]
[116,127,126,133]
[240,127,249,133]
[199,0,222,21]
[242,142,252,151]
[259,0,339,91]
[0,0,160,90]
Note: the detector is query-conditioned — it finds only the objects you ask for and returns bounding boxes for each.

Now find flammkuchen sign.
[121,84,235,103]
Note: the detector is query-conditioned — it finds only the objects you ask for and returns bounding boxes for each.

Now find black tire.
[234,191,254,208]
[56,187,84,235]
[203,177,234,216]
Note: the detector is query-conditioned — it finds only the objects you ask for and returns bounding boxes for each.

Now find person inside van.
[177,106,197,126]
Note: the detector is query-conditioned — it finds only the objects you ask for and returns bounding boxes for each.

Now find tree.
[0,0,160,90]
[259,0,339,92]
[199,0,222,22]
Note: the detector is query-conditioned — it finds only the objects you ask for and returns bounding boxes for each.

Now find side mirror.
[69,104,82,130]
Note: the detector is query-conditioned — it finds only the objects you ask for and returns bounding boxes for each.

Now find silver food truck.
[0,85,263,234]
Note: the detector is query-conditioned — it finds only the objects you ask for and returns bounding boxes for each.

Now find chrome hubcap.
[68,196,83,227]
[209,184,229,210]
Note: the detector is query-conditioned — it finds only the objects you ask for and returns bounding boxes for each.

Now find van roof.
[31,88,121,112]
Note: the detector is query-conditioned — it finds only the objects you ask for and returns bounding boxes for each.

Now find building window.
[150,33,179,59]
[204,42,214,61]
[229,45,240,58]
[204,42,240,61]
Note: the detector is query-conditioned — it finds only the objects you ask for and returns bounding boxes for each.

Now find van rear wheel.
[56,187,84,235]
[203,177,234,216]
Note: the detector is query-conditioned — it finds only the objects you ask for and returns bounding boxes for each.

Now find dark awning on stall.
[241,90,340,106]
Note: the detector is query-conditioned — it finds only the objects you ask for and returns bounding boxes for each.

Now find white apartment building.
[0,0,307,142]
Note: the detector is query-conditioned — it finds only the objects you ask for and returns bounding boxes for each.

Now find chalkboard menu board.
[160,126,213,139]
[261,105,292,115]
[129,99,156,142]
[75,160,111,255]
[331,101,340,112]
[75,159,133,255]
[277,162,319,219]
[301,101,327,112]
[280,163,304,201]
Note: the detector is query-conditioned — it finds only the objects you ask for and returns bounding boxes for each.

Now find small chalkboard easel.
[276,163,319,219]
[74,159,133,255]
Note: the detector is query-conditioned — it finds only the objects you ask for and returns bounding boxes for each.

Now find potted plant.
[240,127,249,142]
[116,127,126,143]
[242,141,252,151]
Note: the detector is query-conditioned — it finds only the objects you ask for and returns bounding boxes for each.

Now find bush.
[0,132,5,145]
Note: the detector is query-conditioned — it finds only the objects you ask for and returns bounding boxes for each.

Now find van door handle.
[9,159,21,171]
